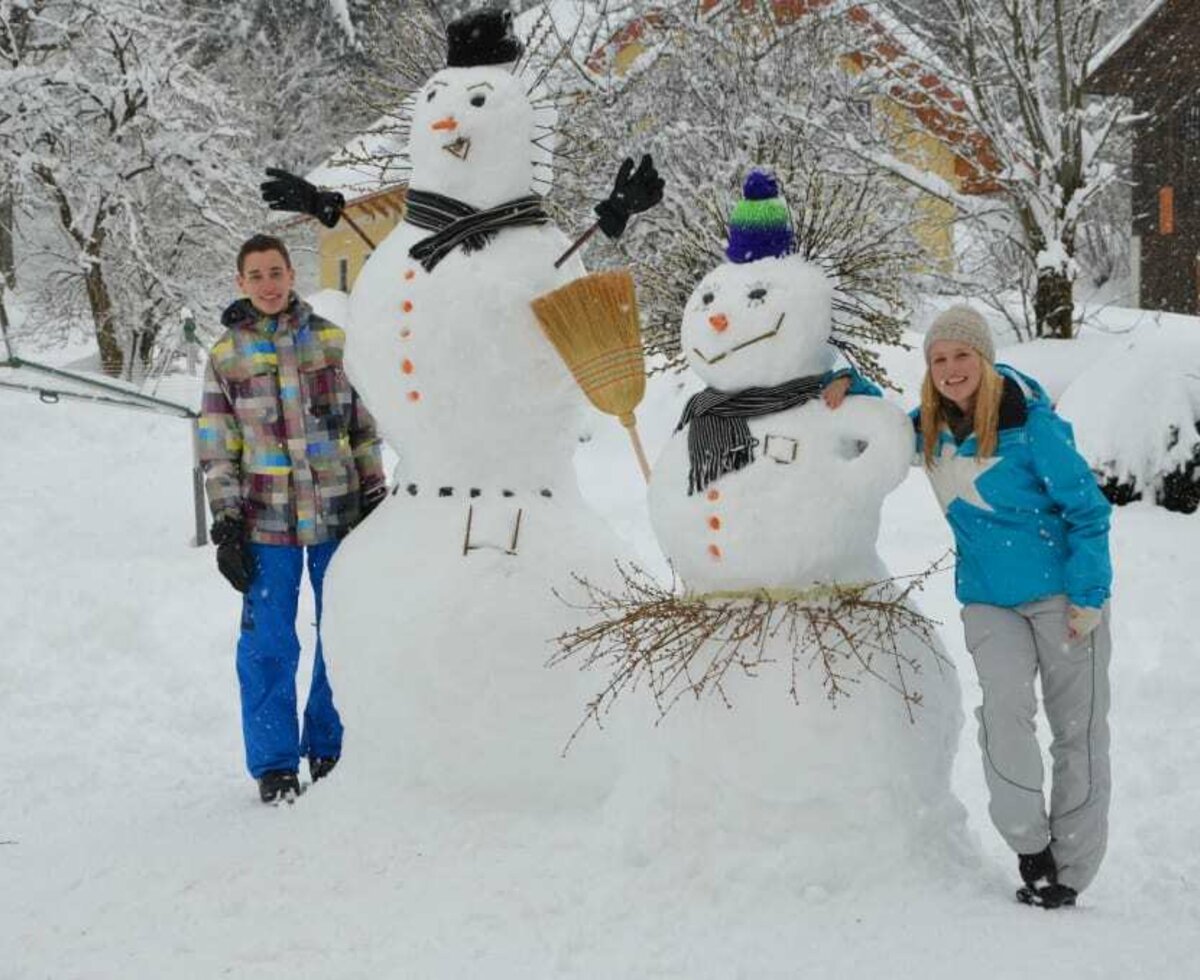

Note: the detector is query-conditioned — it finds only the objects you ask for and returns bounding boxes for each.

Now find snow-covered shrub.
[1059,323,1200,514]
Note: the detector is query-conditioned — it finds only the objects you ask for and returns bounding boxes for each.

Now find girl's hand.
[823,376,852,409]
[1067,604,1102,641]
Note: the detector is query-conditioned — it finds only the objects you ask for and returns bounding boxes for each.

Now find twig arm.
[553,222,600,269]
[341,212,377,252]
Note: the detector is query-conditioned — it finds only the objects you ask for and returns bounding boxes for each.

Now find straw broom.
[530,269,651,482]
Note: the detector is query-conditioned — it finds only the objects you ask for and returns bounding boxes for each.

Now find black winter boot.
[258,769,301,804]
[309,756,339,782]
[1034,883,1078,909]
[1017,882,1078,909]
[1018,845,1058,888]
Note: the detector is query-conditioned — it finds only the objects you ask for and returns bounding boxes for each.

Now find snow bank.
[5,326,1200,979]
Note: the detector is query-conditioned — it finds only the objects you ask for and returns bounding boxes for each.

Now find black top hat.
[446,8,524,68]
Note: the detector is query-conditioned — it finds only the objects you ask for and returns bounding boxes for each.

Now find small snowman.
[649,170,914,591]
[617,172,967,881]
[315,8,658,809]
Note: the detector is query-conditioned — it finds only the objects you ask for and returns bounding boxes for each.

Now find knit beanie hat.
[725,170,794,264]
[923,305,995,364]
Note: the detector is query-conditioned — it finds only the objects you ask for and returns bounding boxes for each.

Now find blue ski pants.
[237,541,343,778]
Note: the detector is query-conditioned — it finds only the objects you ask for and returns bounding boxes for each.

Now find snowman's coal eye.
[425,89,437,103]
[701,292,714,306]
[470,93,487,108]
[747,287,768,304]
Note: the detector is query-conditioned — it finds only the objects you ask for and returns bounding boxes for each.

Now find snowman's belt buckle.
[763,434,798,464]
[462,504,523,557]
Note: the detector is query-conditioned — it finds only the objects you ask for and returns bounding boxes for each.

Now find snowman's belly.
[347,223,586,488]
[321,487,622,805]
[648,406,888,591]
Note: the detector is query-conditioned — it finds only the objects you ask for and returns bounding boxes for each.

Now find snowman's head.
[682,169,836,390]
[408,10,537,207]
[682,255,835,391]
[409,66,535,206]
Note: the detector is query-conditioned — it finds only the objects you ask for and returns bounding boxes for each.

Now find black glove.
[359,483,388,523]
[260,168,345,229]
[593,154,664,240]
[212,515,255,594]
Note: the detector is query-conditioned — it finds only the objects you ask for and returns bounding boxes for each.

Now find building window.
[1183,101,1200,143]
[1159,186,1175,236]
[1183,101,1200,177]
[338,257,349,292]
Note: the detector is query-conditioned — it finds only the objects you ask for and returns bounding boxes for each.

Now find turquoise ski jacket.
[911,365,1112,610]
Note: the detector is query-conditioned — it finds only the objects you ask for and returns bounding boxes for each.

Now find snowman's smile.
[443,136,472,160]
[692,313,784,365]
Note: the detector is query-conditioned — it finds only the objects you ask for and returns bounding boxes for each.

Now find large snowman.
[617,173,968,879]
[320,10,649,809]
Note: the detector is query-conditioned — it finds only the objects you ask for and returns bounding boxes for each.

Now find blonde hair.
[920,358,1003,467]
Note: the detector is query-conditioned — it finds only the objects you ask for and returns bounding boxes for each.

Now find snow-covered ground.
[3,324,1200,978]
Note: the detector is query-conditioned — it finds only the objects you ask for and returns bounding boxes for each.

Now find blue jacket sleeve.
[1026,406,1112,608]
[824,365,882,398]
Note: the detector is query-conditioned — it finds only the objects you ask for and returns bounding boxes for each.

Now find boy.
[199,235,386,803]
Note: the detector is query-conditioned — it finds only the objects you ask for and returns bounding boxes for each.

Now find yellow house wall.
[835,53,965,274]
[317,204,405,291]
[877,97,960,273]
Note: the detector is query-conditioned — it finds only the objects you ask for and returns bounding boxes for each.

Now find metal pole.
[191,418,208,547]
[0,285,14,363]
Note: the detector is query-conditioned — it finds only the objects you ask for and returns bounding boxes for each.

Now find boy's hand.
[359,483,388,524]
[822,376,852,409]
[212,515,255,594]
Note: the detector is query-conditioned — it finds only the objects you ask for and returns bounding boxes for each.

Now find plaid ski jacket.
[199,296,386,546]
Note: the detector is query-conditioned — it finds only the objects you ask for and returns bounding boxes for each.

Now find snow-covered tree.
[542,0,924,375]
[1,0,251,375]
[192,0,372,174]
[875,0,1145,338]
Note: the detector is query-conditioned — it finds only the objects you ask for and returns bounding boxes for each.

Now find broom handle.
[619,412,651,483]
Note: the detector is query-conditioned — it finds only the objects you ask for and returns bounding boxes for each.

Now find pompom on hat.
[446,7,524,68]
[923,304,995,364]
[725,170,795,264]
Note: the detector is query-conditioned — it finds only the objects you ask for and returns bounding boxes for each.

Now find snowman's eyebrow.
[467,82,494,91]
[430,80,449,88]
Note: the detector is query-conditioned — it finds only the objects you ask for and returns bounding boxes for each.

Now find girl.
[915,305,1113,909]
[824,306,1112,907]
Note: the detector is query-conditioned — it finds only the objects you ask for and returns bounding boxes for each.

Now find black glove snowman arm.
[594,154,665,239]
[261,168,378,251]
[261,168,346,228]
[553,154,665,269]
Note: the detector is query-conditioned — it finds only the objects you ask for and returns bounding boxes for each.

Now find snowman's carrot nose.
[431,116,458,131]
[708,313,729,333]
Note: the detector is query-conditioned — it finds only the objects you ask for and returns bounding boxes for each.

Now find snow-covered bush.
[1059,323,1200,514]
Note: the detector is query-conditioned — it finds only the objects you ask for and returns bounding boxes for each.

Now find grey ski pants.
[961,595,1111,893]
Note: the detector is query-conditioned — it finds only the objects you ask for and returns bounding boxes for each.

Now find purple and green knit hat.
[725,170,794,264]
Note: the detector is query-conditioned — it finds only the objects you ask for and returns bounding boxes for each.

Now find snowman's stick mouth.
[692,312,784,365]
[443,136,472,160]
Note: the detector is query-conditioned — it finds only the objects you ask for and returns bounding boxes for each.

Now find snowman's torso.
[347,220,586,492]
[649,394,912,593]
[327,220,620,806]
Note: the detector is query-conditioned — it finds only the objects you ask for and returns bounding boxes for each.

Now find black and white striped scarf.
[676,375,826,495]
[405,189,549,272]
